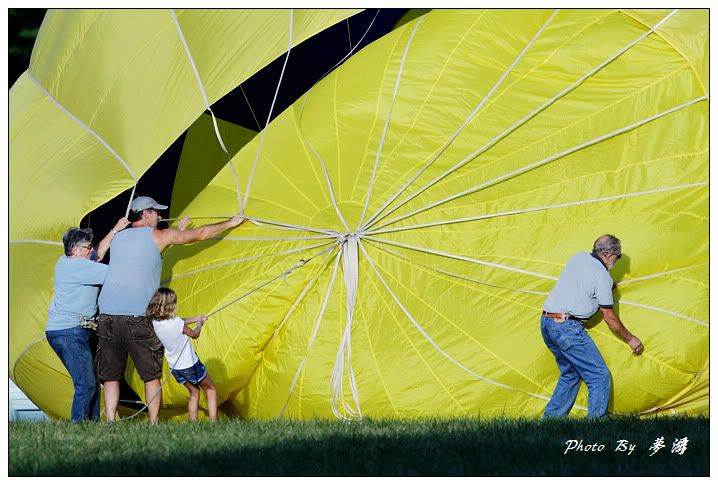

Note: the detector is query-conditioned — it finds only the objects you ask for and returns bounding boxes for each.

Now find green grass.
[9,416,708,476]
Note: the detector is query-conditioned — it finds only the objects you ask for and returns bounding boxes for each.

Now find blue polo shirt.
[543,252,615,320]
[47,257,109,331]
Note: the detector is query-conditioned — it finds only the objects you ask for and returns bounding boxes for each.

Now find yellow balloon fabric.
[9,8,359,420]
[162,9,707,419]
[11,9,707,420]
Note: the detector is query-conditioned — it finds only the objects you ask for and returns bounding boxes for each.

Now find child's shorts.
[171,359,208,386]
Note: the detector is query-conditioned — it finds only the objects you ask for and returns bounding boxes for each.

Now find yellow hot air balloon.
[11,8,707,421]
[9,8,361,420]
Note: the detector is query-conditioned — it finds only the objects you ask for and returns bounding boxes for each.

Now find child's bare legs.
[200,375,217,421]
[184,382,200,421]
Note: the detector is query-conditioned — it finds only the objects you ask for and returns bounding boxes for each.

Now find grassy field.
[9,416,708,476]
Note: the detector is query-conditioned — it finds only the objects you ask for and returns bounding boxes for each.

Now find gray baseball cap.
[130,196,168,213]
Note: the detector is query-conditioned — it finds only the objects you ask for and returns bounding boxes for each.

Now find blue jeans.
[46,326,100,421]
[540,315,610,417]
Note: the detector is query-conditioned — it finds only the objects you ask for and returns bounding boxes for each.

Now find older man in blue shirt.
[541,234,643,418]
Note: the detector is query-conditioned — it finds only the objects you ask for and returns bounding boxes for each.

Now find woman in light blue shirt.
[45,218,128,421]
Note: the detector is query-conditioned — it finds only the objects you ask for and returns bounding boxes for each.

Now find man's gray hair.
[62,227,93,256]
[592,234,621,256]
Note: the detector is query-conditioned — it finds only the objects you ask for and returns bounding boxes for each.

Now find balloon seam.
[365,235,558,281]
[268,245,341,343]
[170,9,243,213]
[354,9,491,203]
[9,240,63,246]
[366,241,555,394]
[26,71,136,180]
[364,182,708,236]
[279,249,342,418]
[372,241,551,298]
[356,300,402,417]
[358,15,426,229]
[243,9,295,209]
[365,9,683,232]
[361,9,559,231]
[372,95,707,232]
[294,9,382,209]
[163,241,332,283]
[359,240,552,404]
[619,9,706,96]
[207,243,338,318]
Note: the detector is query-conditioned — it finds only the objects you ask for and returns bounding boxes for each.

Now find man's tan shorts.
[95,314,164,382]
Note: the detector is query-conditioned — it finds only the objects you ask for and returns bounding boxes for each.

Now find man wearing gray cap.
[96,195,244,422]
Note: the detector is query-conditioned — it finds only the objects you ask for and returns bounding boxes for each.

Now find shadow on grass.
[10,416,708,476]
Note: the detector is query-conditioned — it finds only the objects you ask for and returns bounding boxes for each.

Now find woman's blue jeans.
[540,315,610,417]
[46,326,100,421]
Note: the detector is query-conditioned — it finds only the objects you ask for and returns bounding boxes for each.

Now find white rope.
[164,241,333,283]
[364,182,709,236]
[162,216,234,221]
[245,215,340,236]
[271,244,342,339]
[638,406,662,415]
[360,9,559,231]
[366,238,707,327]
[124,184,137,218]
[363,9,682,232]
[371,95,707,232]
[308,10,382,93]
[170,9,244,213]
[171,10,210,109]
[219,235,337,242]
[330,320,359,420]
[27,72,137,181]
[162,214,339,236]
[9,240,63,246]
[357,16,426,229]
[287,10,381,129]
[617,264,705,287]
[304,138,351,232]
[359,240,552,403]
[364,236,557,281]
[367,240,550,297]
[618,300,708,327]
[207,108,231,156]
[279,248,342,418]
[288,9,382,230]
[9,330,191,423]
[330,235,362,420]
[240,85,262,131]
[243,9,294,209]
[119,335,194,422]
[125,243,337,421]
[206,243,338,318]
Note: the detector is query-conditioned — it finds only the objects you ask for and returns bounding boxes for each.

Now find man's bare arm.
[153,215,244,252]
[96,217,131,261]
[600,307,643,355]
